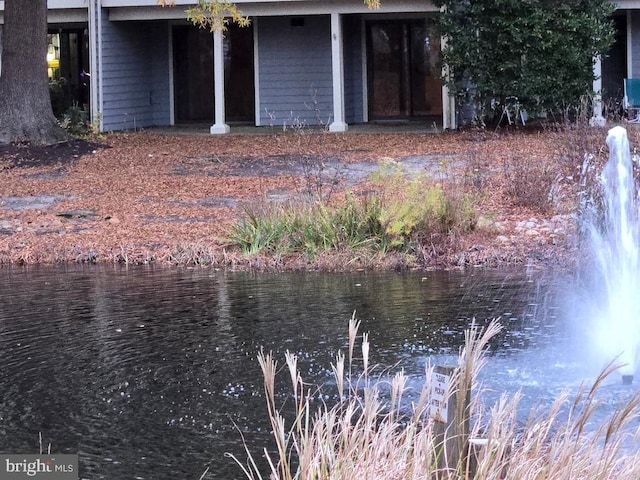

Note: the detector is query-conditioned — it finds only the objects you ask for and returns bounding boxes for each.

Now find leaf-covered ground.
[0,126,623,269]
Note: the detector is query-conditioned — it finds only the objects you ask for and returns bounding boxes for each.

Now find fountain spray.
[582,126,640,385]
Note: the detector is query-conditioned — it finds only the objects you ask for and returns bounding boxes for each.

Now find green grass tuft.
[226,163,478,261]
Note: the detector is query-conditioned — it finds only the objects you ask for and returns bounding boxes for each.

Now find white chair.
[497,96,526,128]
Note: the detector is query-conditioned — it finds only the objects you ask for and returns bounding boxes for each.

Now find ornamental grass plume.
[228,315,640,480]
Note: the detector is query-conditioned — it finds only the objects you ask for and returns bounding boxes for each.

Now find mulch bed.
[0,128,610,269]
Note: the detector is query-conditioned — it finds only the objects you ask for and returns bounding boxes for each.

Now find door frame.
[169,21,255,125]
[364,16,442,122]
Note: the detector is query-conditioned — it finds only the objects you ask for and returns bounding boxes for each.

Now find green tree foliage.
[159,0,380,31]
[434,0,616,122]
[159,0,250,31]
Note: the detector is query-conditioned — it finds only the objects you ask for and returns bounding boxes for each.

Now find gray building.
[0,0,633,132]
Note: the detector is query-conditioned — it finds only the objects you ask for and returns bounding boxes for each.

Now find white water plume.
[580,126,640,377]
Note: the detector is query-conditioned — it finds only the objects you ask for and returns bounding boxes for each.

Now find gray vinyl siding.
[257,15,333,127]
[631,11,640,78]
[100,19,170,131]
[343,15,364,124]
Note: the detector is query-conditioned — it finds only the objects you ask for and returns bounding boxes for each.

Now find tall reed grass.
[228,315,640,480]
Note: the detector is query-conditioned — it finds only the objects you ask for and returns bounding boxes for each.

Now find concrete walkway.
[146,120,443,136]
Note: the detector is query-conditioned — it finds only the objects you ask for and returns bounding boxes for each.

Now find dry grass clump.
[230,315,640,480]
[501,157,562,214]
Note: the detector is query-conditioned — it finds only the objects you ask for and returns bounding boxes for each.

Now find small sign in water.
[430,371,450,423]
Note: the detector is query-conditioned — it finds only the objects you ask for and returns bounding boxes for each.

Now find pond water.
[0,265,634,479]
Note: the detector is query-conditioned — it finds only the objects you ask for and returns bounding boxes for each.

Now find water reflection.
[0,265,569,479]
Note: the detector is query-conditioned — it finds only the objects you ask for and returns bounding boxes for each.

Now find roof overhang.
[106,0,438,20]
[1,9,88,25]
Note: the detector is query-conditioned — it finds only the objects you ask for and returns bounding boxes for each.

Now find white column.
[590,55,606,127]
[253,18,261,126]
[441,79,456,130]
[440,35,456,130]
[329,12,348,132]
[168,24,175,126]
[88,0,103,131]
[211,28,230,134]
[627,10,633,79]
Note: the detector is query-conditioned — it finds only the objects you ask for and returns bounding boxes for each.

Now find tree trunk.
[0,0,67,145]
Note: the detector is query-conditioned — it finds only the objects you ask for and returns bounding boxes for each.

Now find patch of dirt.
[0,139,106,169]
[0,128,610,269]
[0,194,70,211]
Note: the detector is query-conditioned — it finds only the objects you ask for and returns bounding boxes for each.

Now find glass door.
[173,25,215,123]
[367,19,441,120]
[173,24,254,123]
